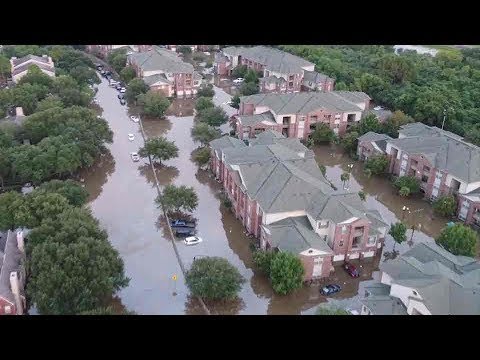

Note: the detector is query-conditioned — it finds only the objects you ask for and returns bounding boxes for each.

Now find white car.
[130,152,140,162]
[120,87,126,93]
[373,106,384,111]
[126,51,133,55]
[184,236,203,246]
[233,78,244,84]
[128,133,135,141]
[130,115,140,123]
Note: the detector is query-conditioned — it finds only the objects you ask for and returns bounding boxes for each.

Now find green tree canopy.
[231,95,240,109]
[310,122,335,144]
[196,106,228,127]
[393,176,420,196]
[119,66,136,84]
[195,97,214,112]
[138,91,171,118]
[156,184,198,213]
[197,84,215,98]
[0,191,25,230]
[364,155,389,176]
[432,195,457,218]
[231,65,248,78]
[192,147,211,167]
[185,256,245,300]
[270,251,304,295]
[107,48,127,73]
[138,137,178,165]
[239,82,259,96]
[389,222,407,250]
[436,223,477,257]
[35,179,89,207]
[191,122,220,146]
[125,78,149,104]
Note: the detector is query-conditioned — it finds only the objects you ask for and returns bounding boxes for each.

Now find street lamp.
[442,107,454,130]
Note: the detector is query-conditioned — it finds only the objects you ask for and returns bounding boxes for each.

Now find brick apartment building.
[234,91,371,139]
[215,46,335,93]
[209,130,387,280]
[128,46,202,98]
[86,45,153,57]
[357,123,480,227]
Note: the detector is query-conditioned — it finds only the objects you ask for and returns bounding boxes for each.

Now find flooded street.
[79,75,451,314]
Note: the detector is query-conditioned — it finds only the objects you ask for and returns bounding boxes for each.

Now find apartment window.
[288,81,294,87]
[341,225,347,234]
[185,80,191,86]
[423,166,430,173]
[4,305,11,314]
[289,75,294,81]
[421,175,429,183]
[411,159,418,167]
[339,240,344,247]
[367,236,376,245]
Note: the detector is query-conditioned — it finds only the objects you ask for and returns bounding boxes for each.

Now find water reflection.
[138,164,179,188]
[77,150,115,202]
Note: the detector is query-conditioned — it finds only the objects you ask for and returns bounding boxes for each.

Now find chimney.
[16,231,24,252]
[15,107,24,117]
[10,272,23,315]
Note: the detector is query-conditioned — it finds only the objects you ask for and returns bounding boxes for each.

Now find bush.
[137,91,171,118]
[185,257,245,300]
[270,252,304,295]
[310,123,335,144]
[432,195,457,217]
[436,223,477,257]
[196,106,228,127]
[197,84,215,98]
[239,82,258,96]
[393,176,420,195]
[231,65,248,79]
[252,250,276,276]
[364,155,389,176]
[195,97,214,112]
[192,147,211,167]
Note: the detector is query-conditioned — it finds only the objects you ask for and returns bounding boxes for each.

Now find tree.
[389,222,407,250]
[17,65,54,88]
[319,164,326,177]
[340,172,350,188]
[393,176,420,196]
[107,48,127,73]
[378,54,416,84]
[36,179,89,207]
[119,66,136,84]
[269,251,304,295]
[432,195,457,218]
[244,69,259,84]
[177,46,192,55]
[0,55,11,82]
[138,91,171,118]
[138,137,178,165]
[436,223,477,257]
[399,186,410,197]
[195,97,214,112]
[358,191,366,201]
[310,123,335,144]
[231,65,248,79]
[239,82,258,96]
[364,155,389,176]
[197,84,215,98]
[125,78,149,105]
[27,235,129,315]
[36,95,64,112]
[10,83,49,115]
[156,184,198,213]
[252,250,276,276]
[0,191,24,230]
[340,131,359,156]
[69,66,99,86]
[79,306,136,315]
[383,110,414,137]
[316,305,350,315]
[196,106,228,127]
[185,256,245,301]
[231,95,240,109]
[191,122,220,146]
[192,147,211,167]
[52,75,93,107]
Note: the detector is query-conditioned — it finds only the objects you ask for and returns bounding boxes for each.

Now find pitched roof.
[265,216,333,254]
[380,242,480,314]
[210,136,246,152]
[260,75,287,85]
[236,111,276,127]
[11,54,50,67]
[361,281,409,315]
[303,70,333,84]
[11,62,55,77]
[222,46,314,74]
[241,91,368,115]
[143,73,172,86]
[358,131,392,143]
[389,124,480,183]
[129,47,194,74]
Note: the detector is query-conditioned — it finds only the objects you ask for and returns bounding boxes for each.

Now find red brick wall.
[0,297,16,315]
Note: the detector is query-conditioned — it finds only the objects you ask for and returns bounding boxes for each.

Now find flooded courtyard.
[78,75,454,315]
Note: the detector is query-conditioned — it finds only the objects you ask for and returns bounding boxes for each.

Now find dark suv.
[343,262,360,277]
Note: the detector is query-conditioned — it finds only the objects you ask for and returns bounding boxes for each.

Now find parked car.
[343,262,360,277]
[116,83,123,90]
[320,284,342,296]
[118,93,124,99]
[126,51,133,56]
[128,134,135,141]
[120,87,126,93]
[130,152,140,162]
[100,70,106,76]
[130,115,140,123]
[184,236,203,246]
[175,227,195,237]
[171,219,195,228]
[233,78,244,84]
[120,98,126,105]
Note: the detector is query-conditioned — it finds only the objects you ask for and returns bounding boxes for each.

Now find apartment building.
[215,46,335,93]
[10,54,55,83]
[234,91,371,139]
[210,130,387,280]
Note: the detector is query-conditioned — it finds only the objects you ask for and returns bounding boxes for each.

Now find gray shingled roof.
[358,131,392,143]
[303,70,333,84]
[12,62,55,77]
[260,75,287,86]
[129,47,194,74]
[389,125,480,183]
[210,136,246,153]
[237,111,276,127]
[241,91,368,115]
[222,46,314,74]
[265,216,333,254]
[143,73,172,86]
[361,294,408,315]
[11,54,50,67]
[380,242,480,314]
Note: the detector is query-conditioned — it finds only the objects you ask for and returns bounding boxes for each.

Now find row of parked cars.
[170,219,202,245]
[319,262,360,297]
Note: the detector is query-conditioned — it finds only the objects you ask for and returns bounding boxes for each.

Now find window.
[367,236,376,245]
[341,225,347,234]
[4,305,11,314]
[288,81,294,87]
[421,175,429,183]
[289,75,294,81]
[423,166,430,173]
[339,240,344,247]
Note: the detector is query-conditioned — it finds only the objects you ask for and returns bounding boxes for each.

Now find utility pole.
[442,108,447,130]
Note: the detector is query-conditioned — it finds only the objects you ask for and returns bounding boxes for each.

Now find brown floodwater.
[80,77,451,315]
